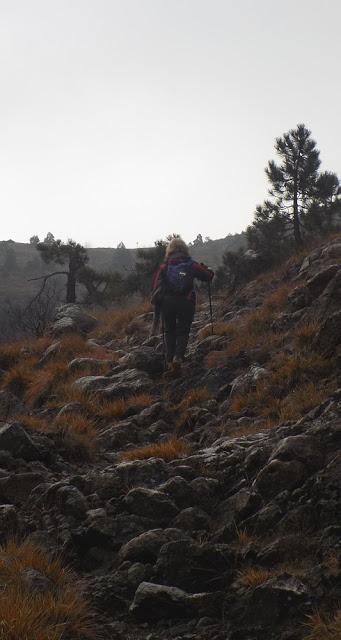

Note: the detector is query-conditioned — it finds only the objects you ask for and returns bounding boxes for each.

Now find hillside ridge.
[0,234,340,639]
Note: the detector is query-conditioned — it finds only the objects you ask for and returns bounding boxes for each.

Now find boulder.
[118,347,164,375]
[314,310,341,354]
[230,365,269,397]
[130,582,223,621]
[51,304,98,336]
[155,540,233,591]
[254,459,307,498]
[270,435,324,472]
[118,528,185,564]
[0,423,41,461]
[0,472,45,503]
[241,575,311,627]
[123,488,179,524]
[68,358,114,373]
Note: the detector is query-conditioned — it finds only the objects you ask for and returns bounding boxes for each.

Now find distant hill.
[0,233,246,306]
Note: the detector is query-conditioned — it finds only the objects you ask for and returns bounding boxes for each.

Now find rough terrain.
[0,236,340,640]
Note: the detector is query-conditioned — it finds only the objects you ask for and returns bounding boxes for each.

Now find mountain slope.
[0,233,339,640]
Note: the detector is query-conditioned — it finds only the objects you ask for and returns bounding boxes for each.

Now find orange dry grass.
[25,361,70,407]
[238,561,310,588]
[199,321,237,340]
[0,539,95,640]
[177,387,211,411]
[52,412,98,459]
[279,382,335,422]
[119,437,190,462]
[305,610,341,640]
[293,321,322,351]
[92,302,151,340]
[2,356,39,398]
[94,393,154,420]
[16,414,50,432]
[230,352,332,421]
[0,337,50,370]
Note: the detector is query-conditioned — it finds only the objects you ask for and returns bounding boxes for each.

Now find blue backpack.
[165,260,194,294]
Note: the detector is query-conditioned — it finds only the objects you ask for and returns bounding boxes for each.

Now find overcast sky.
[1,0,340,248]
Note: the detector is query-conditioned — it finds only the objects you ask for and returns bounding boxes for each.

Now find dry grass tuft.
[198,321,237,340]
[119,437,190,462]
[238,560,311,589]
[177,387,211,411]
[293,321,322,351]
[230,351,334,423]
[92,302,151,341]
[25,362,70,408]
[305,610,341,640]
[0,338,50,370]
[52,412,98,459]
[2,357,39,398]
[0,539,95,639]
[94,393,154,420]
[235,527,254,547]
[16,414,50,432]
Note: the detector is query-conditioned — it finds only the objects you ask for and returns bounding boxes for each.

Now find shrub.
[119,437,190,462]
[0,539,95,639]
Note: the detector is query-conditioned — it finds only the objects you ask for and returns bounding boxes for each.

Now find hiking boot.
[163,361,182,379]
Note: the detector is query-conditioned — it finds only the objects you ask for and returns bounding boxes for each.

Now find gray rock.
[21,569,53,594]
[314,310,341,354]
[0,423,41,461]
[270,435,324,471]
[39,341,61,364]
[0,472,44,503]
[0,504,18,534]
[55,485,88,519]
[172,506,211,531]
[68,357,114,373]
[242,575,310,627]
[118,347,164,375]
[118,528,185,564]
[124,488,179,524]
[156,540,233,591]
[230,365,269,397]
[51,304,98,336]
[254,459,307,498]
[130,582,223,621]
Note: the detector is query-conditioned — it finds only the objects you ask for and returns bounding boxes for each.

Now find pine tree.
[35,238,88,303]
[265,123,321,248]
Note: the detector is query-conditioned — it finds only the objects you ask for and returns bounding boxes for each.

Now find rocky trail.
[0,237,340,640]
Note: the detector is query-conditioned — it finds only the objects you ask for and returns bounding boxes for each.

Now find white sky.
[1,0,340,247]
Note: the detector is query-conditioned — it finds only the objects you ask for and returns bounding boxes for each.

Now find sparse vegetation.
[119,437,191,462]
[305,610,341,640]
[95,393,154,420]
[91,302,151,341]
[0,539,95,639]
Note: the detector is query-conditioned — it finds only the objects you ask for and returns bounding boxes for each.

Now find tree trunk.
[293,173,303,249]
[66,270,77,303]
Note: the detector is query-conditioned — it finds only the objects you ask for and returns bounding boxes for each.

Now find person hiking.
[151,237,214,373]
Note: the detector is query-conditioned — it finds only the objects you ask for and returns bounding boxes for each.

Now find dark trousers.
[161,295,195,362]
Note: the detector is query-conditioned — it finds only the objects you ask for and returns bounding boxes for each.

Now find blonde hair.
[165,237,189,258]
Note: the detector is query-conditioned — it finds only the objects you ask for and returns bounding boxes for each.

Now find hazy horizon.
[1,0,340,247]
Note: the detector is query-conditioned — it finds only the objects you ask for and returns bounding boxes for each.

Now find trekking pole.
[208,280,214,335]
[161,313,167,372]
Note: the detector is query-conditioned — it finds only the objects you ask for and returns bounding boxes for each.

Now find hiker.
[151,237,214,371]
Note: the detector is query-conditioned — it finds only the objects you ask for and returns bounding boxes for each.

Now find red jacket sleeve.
[191,261,214,282]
